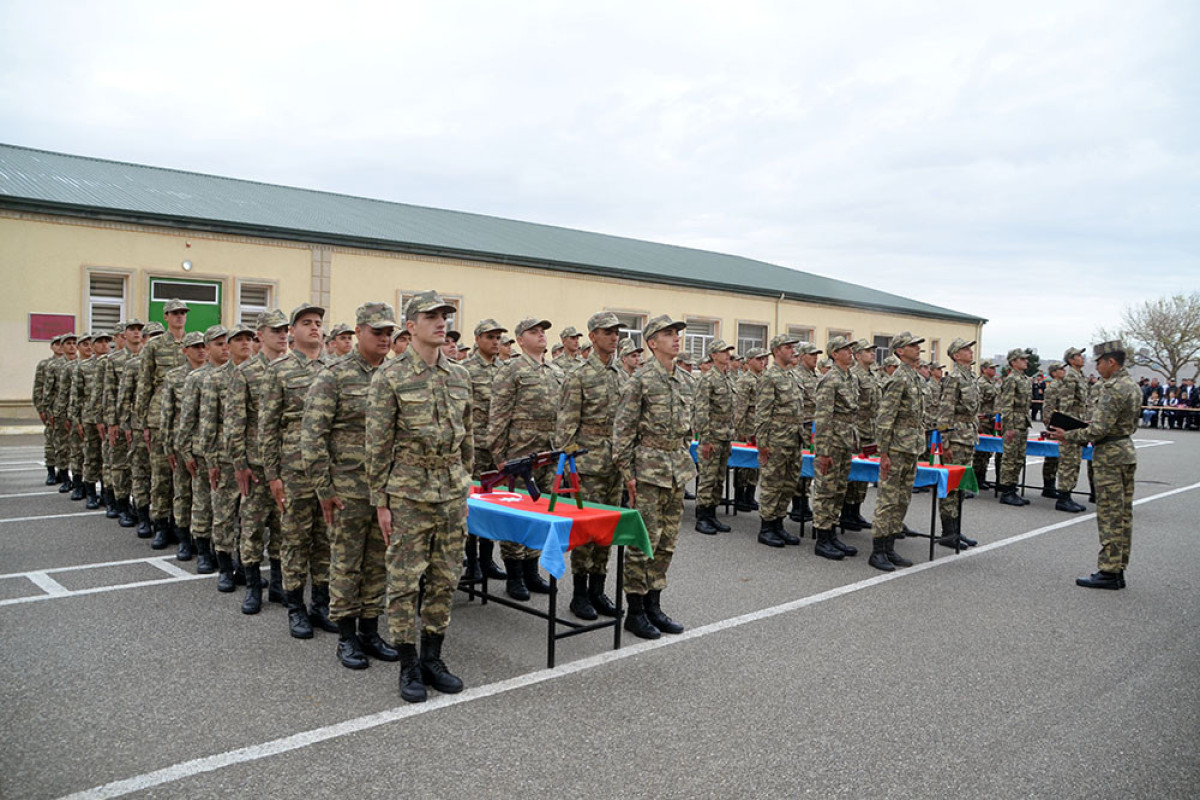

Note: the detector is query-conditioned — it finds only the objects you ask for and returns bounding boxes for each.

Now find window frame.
[236,279,277,329]
[736,320,769,354]
[398,290,463,333]
[683,316,720,362]
[608,309,648,349]
[84,268,131,333]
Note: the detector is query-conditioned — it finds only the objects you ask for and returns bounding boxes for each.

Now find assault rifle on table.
[479,447,589,501]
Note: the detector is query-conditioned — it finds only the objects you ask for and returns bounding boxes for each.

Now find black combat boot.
[286,588,313,639]
[623,594,661,640]
[885,534,913,567]
[734,486,757,513]
[851,502,872,529]
[644,589,683,634]
[85,482,100,510]
[241,562,263,615]
[937,518,962,550]
[461,536,483,583]
[56,469,70,490]
[837,502,862,532]
[827,526,858,557]
[1041,481,1058,499]
[522,558,551,594]
[215,551,236,593]
[694,506,718,535]
[569,574,597,620]
[268,558,285,603]
[683,488,695,500]
[777,518,801,546]
[420,633,464,694]
[136,505,152,538]
[359,617,400,661]
[1056,490,1086,514]
[70,477,86,501]
[504,558,529,601]
[813,528,845,560]
[232,557,248,587]
[758,518,785,548]
[195,537,217,574]
[118,497,137,528]
[46,466,58,485]
[957,524,979,547]
[1075,570,1124,590]
[336,617,369,670]
[710,508,731,533]
[999,486,1026,507]
[398,644,426,703]
[105,488,120,518]
[478,538,506,579]
[587,573,619,617]
[150,518,172,549]
[789,495,812,522]
[309,583,339,632]
[868,536,895,572]
[175,526,194,561]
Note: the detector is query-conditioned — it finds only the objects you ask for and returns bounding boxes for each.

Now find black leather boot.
[623,594,661,640]
[420,633,464,694]
[105,488,120,518]
[398,643,426,703]
[827,526,858,557]
[788,495,813,522]
[569,574,597,620]
[684,488,695,500]
[1056,490,1086,513]
[46,466,58,485]
[195,537,217,574]
[461,536,482,583]
[1041,481,1058,499]
[175,526,194,561]
[136,505,152,538]
[336,617,369,670]
[837,502,862,531]
[232,557,248,587]
[1075,570,1124,590]
[644,589,683,634]
[57,469,70,490]
[268,558,285,603]
[937,518,962,550]
[118,497,137,528]
[70,477,86,501]
[758,518,785,547]
[694,506,718,535]
[309,583,339,632]
[522,558,551,594]
[813,528,845,560]
[216,551,236,593]
[868,536,894,572]
[85,482,100,510]
[241,562,263,614]
[359,616,400,661]
[734,485,757,512]
[150,518,172,549]
[851,502,872,529]
[885,534,913,567]
[776,518,801,546]
[478,538,506,579]
[710,509,730,533]
[587,573,619,617]
[999,486,1026,507]
[286,588,313,639]
[504,558,529,601]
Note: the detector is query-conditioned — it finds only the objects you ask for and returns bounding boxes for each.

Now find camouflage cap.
[551,343,564,354]
[882,354,901,368]
[818,357,832,368]
[49,334,62,344]
[203,324,228,344]
[353,301,396,330]
[643,315,686,340]
[769,333,800,351]
[391,328,411,342]
[618,338,643,357]
[515,318,552,337]
[706,339,736,356]
[124,318,145,330]
[457,342,470,352]
[226,323,255,341]
[946,337,976,357]
[182,331,205,347]
[1045,361,1065,372]
[890,331,925,350]
[289,302,325,326]
[797,341,823,356]
[744,347,769,360]
[1092,340,1126,359]
[256,309,288,329]
[473,318,507,336]
[445,330,461,343]
[929,362,944,371]
[586,311,621,332]
[143,322,165,337]
[731,352,743,361]
[700,354,713,364]
[851,338,872,354]
[162,298,189,313]
[404,290,455,321]
[1006,347,1033,363]
[675,352,696,366]
[501,335,515,345]
[328,322,354,338]
[560,326,583,339]
[1063,346,1085,360]
[109,324,127,337]
[980,360,997,371]
[77,332,93,344]
[61,332,78,341]
[826,335,854,353]
[92,330,113,342]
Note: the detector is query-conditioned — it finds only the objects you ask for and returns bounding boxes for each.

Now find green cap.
[124,318,145,330]
[618,339,643,357]
[851,338,872,354]
[182,331,205,347]
[256,309,288,329]
[355,301,397,330]
[768,333,799,351]
[946,337,975,357]
[1063,346,1085,360]
[586,312,621,332]
[1006,347,1032,363]
[891,332,925,351]
[203,325,228,344]
[706,339,736,356]
[515,318,552,337]
[560,326,582,339]
[289,303,326,326]
[163,298,189,313]
[796,342,822,356]
[473,318,506,336]
[643,315,686,340]
[403,290,455,321]
[826,335,854,353]
[226,323,255,341]
[143,322,165,337]
[744,347,769,359]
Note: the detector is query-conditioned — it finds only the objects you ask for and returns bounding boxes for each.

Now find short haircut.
[1100,351,1126,367]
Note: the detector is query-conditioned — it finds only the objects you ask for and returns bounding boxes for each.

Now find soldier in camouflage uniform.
[556,311,625,620]
[488,317,564,601]
[302,302,401,668]
[366,291,472,703]
[461,318,509,583]
[326,322,354,361]
[732,346,767,512]
[390,327,411,358]
[64,333,94,501]
[160,332,207,565]
[137,299,190,538]
[693,339,737,535]
[810,336,860,560]
[49,334,79,493]
[971,362,1001,490]
[618,338,642,383]
[260,303,332,639]
[789,342,822,524]
[33,337,62,485]
[842,339,880,532]
[75,330,112,509]
[553,326,585,372]
[1046,341,1140,589]
[869,332,925,571]
[753,334,805,549]
[935,337,981,549]
[1052,347,1090,513]
[104,320,144,527]
[119,323,162,536]
[998,348,1034,506]
[1039,361,1066,498]
[97,324,127,518]
[613,315,695,640]
[175,327,226,561]
[227,309,289,605]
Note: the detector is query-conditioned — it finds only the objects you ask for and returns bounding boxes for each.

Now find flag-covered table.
[975,434,1094,499]
[463,487,654,667]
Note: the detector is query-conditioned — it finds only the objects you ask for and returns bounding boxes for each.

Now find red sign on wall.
[29,313,76,342]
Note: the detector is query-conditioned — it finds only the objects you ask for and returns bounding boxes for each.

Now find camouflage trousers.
[68,423,83,474]
[329,497,387,621]
[500,463,554,562]
[239,465,282,565]
[571,470,623,576]
[625,480,684,595]
[190,457,212,538]
[210,462,241,555]
[1094,463,1135,572]
[999,429,1028,487]
[1042,456,1058,487]
[385,493,468,645]
[1055,442,1083,494]
[81,425,102,483]
[812,446,853,530]
[758,442,802,522]
[844,479,869,505]
[734,466,758,490]
[279,475,330,592]
[53,420,73,472]
[43,418,55,467]
[110,435,131,498]
[171,458,193,527]
[130,434,151,508]
[101,435,112,488]
[972,447,1000,486]
[938,442,973,524]
[147,428,174,519]
[795,423,814,502]
[874,451,919,539]
[696,439,732,508]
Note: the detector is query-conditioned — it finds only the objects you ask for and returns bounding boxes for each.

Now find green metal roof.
[0,143,984,323]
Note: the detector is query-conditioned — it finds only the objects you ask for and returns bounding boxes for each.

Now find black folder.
[1049,411,1087,431]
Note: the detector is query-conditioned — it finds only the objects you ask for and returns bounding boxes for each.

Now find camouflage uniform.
[174,363,213,539]
[875,361,927,540]
[118,350,151,513]
[1040,369,1064,490]
[693,345,736,514]
[1056,359,1091,495]
[70,351,104,485]
[53,355,82,478]
[227,351,282,566]
[137,329,186,519]
[936,357,980,530]
[794,361,819,501]
[463,350,501,478]
[199,359,241,556]
[159,362,195,528]
[845,359,880,506]
[33,351,57,474]
[732,360,762,495]
[998,361,1033,488]
[100,345,131,500]
[811,361,859,530]
[972,371,1001,484]
[754,361,804,523]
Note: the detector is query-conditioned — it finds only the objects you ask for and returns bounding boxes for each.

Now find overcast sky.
[2,0,1196,360]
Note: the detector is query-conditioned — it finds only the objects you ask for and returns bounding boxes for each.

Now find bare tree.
[1096,293,1200,383]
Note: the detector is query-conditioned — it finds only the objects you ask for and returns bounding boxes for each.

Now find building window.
[150,279,220,305]
[787,325,814,342]
[737,323,768,354]
[930,338,941,363]
[827,328,852,345]
[684,318,717,361]
[88,272,127,331]
[399,291,461,331]
[872,334,892,364]
[237,282,274,328]
[610,311,646,348]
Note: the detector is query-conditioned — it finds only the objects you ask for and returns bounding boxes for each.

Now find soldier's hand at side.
[236,468,256,497]
[626,479,637,507]
[1003,430,1016,444]
[185,459,196,478]
[97,424,106,437]
[269,479,286,512]
[208,466,219,491]
[168,453,177,472]
[320,497,344,526]
[108,428,118,446]
[377,506,392,547]
[879,453,891,482]
[758,446,770,466]
[143,429,152,447]
[76,424,84,439]
[700,443,714,460]
[817,455,832,475]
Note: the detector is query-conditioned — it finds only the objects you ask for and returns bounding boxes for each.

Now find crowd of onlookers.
[1027,372,1199,430]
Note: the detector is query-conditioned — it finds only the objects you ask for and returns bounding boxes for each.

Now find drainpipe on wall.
[775,293,785,337]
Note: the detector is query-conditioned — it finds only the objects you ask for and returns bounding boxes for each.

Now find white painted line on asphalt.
[0,511,98,524]
[26,571,70,596]
[0,490,59,499]
[0,555,192,580]
[147,558,193,579]
[0,460,42,466]
[0,465,47,473]
[0,574,210,608]
[57,479,1200,800]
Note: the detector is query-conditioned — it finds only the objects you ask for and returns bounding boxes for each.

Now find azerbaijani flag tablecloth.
[467,487,653,579]
[975,434,1093,460]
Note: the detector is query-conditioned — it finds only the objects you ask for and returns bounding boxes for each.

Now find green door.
[148,277,223,333]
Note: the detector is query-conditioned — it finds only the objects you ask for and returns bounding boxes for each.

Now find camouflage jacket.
[877,363,928,457]
[693,366,735,442]
[795,364,818,423]
[1064,367,1139,466]
[1086,380,1102,418]
[137,332,185,429]
[117,354,144,430]
[754,364,803,450]
[159,363,193,458]
[259,350,329,483]
[813,364,859,455]
[924,379,942,431]
[33,356,53,415]
[198,360,240,464]
[733,369,761,442]
[70,357,101,425]
[850,363,880,444]
[39,356,67,415]
[365,350,472,507]
[936,362,981,447]
[1058,366,1090,419]
[225,352,272,471]
[1041,377,1064,426]
[998,371,1032,432]
[488,353,563,464]
[100,349,130,426]
[301,350,379,502]
[555,351,622,477]
[463,351,501,441]
[174,364,212,462]
[612,356,696,489]
[977,374,1000,424]
[553,353,584,373]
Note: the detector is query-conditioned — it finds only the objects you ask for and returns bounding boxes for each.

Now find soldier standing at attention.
[175,326,227,562]
[326,323,354,361]
[1046,341,1140,589]
[1039,361,1066,498]
[97,324,126,517]
[842,339,879,532]
[160,333,207,566]
[554,326,585,372]
[366,291,472,703]
[972,361,1001,490]
[50,334,78,494]
[390,328,411,358]
[137,299,189,539]
[555,312,625,620]
[488,317,563,601]
[120,323,162,536]
[302,302,401,668]
[1052,347,1090,513]
[260,303,332,639]
[75,331,112,509]
[732,346,767,512]
[105,320,144,527]
[461,319,509,582]
[935,338,981,549]
[693,339,737,535]
[997,348,1034,506]
[33,337,61,485]
[613,315,695,640]
[64,333,92,501]
[870,333,924,572]
[810,336,859,561]
[753,335,805,549]
[789,342,822,525]
[618,338,642,383]
[498,335,516,362]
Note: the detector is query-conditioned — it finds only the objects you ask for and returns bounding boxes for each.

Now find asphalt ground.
[2,430,1197,799]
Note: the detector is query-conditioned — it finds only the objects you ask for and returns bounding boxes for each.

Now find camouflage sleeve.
[461,376,474,474]
[1041,380,1060,423]
[258,366,284,482]
[159,376,174,448]
[753,373,775,446]
[733,375,751,439]
[33,361,46,414]
[176,375,202,460]
[135,341,153,423]
[811,375,835,457]
[86,368,104,423]
[693,371,713,440]
[100,361,115,425]
[116,364,132,429]
[300,369,338,502]
[612,373,642,483]
[876,373,905,457]
[225,369,250,471]
[1064,382,1129,445]
[365,367,397,508]
[554,367,584,454]
[197,376,218,462]
[41,365,57,416]
[68,367,82,421]
[934,374,958,432]
[487,363,517,465]
[998,377,1015,428]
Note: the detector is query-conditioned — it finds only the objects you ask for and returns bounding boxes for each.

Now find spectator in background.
[1141,389,1162,428]
[1165,388,1184,430]
[1031,373,1046,420]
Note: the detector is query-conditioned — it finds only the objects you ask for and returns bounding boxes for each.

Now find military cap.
[457,343,470,352]
[818,357,832,369]
[560,326,583,339]
[49,334,62,344]
[473,318,507,336]
[256,309,289,329]
[515,318,552,337]
[226,323,255,341]
[826,335,854,353]
[445,330,462,343]
[551,343,564,354]
[391,328,411,342]
[744,347,769,360]
[289,302,325,326]
[706,339,736,356]
[203,324,228,344]
[980,360,997,371]
[1063,346,1085,360]
[143,322,165,337]
[162,298,189,313]
[1006,347,1033,363]
[700,354,712,365]
[77,332,93,344]
[882,354,901,368]
[501,335,516,345]
[586,311,621,332]
[851,338,872,354]
[768,333,800,351]
[731,353,744,361]
[328,322,353,338]
[796,341,823,356]
[890,332,924,350]
[676,352,696,366]
[643,315,686,340]
[1092,340,1126,359]
[946,337,976,357]
[928,362,944,371]
[1045,361,1065,372]
[618,339,643,357]
[124,318,145,330]
[404,290,455,321]
[92,330,113,342]
[350,301,394,330]
[109,324,126,337]
[182,331,205,347]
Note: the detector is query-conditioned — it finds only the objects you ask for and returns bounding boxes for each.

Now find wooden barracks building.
[1,144,986,417]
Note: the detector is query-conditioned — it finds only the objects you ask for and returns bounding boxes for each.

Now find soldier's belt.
[1091,434,1130,447]
[510,420,556,431]
[638,434,684,451]
[580,422,615,435]
[396,451,463,469]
